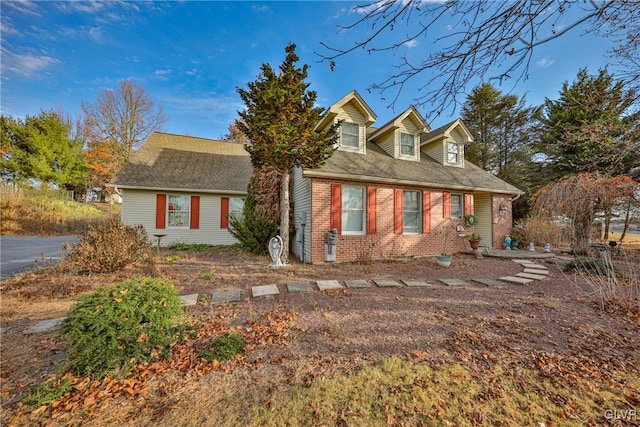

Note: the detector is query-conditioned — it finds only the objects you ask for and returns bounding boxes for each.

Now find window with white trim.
[340,122,360,148]
[167,195,190,228]
[342,185,365,234]
[447,142,461,164]
[403,190,421,233]
[400,133,415,156]
[229,197,245,219]
[450,193,463,218]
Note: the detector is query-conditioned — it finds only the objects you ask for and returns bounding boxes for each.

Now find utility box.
[324,229,339,262]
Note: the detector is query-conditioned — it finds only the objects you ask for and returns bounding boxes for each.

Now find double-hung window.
[168,195,190,228]
[447,142,461,164]
[403,190,421,233]
[340,122,360,148]
[400,133,415,156]
[229,197,245,219]
[450,193,463,218]
[342,185,365,234]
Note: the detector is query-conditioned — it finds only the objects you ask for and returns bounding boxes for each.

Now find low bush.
[23,376,73,408]
[228,194,278,255]
[62,218,152,274]
[201,331,246,362]
[61,277,186,378]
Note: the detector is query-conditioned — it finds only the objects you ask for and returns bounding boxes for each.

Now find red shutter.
[220,197,229,229]
[190,196,200,229]
[443,191,451,218]
[156,194,166,229]
[464,193,474,216]
[331,184,342,234]
[367,187,377,234]
[422,191,431,233]
[394,189,403,234]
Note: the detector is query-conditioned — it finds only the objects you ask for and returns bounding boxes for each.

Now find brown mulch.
[1,247,639,424]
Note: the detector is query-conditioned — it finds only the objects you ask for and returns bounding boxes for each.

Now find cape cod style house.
[109,91,523,262]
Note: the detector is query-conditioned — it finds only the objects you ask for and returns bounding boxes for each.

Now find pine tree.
[237,44,339,263]
[538,68,639,181]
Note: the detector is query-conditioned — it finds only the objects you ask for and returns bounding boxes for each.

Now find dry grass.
[0,186,118,236]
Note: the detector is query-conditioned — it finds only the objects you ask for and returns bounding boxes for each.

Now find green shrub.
[23,376,73,408]
[228,193,278,255]
[201,331,246,362]
[62,218,152,274]
[61,277,185,378]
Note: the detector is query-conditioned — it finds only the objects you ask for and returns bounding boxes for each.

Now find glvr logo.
[604,409,637,420]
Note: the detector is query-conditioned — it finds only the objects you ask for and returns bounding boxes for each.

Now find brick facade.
[309,178,512,263]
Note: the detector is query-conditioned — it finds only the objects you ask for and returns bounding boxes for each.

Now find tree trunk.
[620,199,631,242]
[279,170,290,264]
[574,217,592,255]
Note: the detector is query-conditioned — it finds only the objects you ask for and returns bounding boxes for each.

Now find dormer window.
[340,122,360,148]
[447,142,461,165]
[400,133,416,156]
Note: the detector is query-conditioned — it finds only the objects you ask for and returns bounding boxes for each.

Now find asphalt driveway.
[0,235,77,280]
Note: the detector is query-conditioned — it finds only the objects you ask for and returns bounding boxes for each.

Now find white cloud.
[404,39,418,48]
[3,0,40,16]
[536,57,555,69]
[0,47,59,77]
[155,69,172,81]
[252,5,271,13]
[56,1,106,14]
[185,69,198,76]
[88,26,104,43]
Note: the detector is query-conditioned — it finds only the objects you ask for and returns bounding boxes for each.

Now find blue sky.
[1,1,621,140]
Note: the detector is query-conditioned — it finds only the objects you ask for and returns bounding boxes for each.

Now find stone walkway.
[22,259,550,335]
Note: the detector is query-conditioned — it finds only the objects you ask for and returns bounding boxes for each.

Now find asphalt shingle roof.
[109,132,252,194]
[305,142,523,195]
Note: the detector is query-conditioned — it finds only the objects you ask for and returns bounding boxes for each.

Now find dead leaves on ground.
[14,307,298,425]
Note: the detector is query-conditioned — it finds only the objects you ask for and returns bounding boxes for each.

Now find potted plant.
[436,221,455,267]
[510,232,523,249]
[466,232,482,254]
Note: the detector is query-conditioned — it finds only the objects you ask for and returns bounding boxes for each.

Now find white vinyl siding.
[475,193,492,244]
[291,167,312,263]
[342,185,365,235]
[120,189,239,246]
[335,101,366,154]
[403,190,421,234]
[422,139,444,163]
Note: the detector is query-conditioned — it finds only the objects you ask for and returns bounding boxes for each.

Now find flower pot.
[468,239,481,254]
[511,240,519,250]
[436,255,452,267]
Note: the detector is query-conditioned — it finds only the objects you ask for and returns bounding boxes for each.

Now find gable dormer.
[316,91,376,154]
[420,119,473,168]
[368,106,429,162]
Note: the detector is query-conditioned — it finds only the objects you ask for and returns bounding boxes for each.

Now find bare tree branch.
[317,0,636,115]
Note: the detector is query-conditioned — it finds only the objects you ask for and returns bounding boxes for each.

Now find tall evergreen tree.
[1,110,86,189]
[237,43,339,263]
[538,68,639,182]
[461,83,538,219]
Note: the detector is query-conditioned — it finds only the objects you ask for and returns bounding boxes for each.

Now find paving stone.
[512,259,533,264]
[500,276,533,285]
[287,281,313,293]
[344,280,370,289]
[179,294,199,307]
[316,280,343,290]
[520,263,547,269]
[252,284,280,297]
[373,279,402,288]
[516,272,548,280]
[438,278,470,286]
[523,268,549,275]
[210,290,242,304]
[402,279,432,287]
[472,278,507,287]
[24,318,65,335]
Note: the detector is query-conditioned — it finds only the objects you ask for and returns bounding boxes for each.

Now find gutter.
[105,183,247,196]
